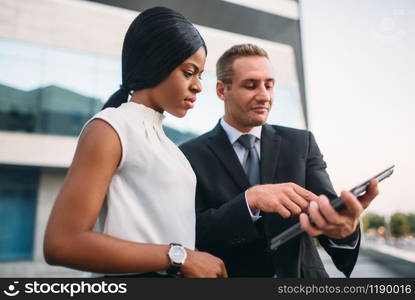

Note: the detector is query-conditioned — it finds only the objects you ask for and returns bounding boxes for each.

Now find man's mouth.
[251,107,268,112]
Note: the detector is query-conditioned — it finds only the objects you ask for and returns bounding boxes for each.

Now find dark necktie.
[237,134,260,185]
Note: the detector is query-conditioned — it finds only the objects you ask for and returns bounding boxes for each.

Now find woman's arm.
[44,119,168,273]
[43,119,226,277]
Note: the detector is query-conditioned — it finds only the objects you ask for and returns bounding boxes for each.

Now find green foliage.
[390,213,410,238]
[407,213,415,234]
[362,212,385,232]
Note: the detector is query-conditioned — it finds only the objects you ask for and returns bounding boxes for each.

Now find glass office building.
[0,0,305,276]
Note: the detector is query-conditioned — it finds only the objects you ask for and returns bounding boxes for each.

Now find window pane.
[0,165,39,261]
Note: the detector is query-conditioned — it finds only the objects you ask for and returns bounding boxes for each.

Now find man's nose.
[255,85,271,101]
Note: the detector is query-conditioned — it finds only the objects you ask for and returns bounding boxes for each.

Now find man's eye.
[266,85,274,89]
[245,85,255,90]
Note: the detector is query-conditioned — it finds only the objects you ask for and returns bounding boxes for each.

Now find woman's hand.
[181,249,228,278]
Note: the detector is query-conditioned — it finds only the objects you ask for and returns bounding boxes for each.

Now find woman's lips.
[184,98,196,109]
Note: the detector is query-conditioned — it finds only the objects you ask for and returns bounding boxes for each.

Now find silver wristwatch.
[167,243,187,276]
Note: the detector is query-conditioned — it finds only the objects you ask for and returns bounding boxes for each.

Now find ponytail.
[101,86,131,110]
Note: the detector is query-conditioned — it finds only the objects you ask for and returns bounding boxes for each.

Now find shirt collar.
[220,117,262,145]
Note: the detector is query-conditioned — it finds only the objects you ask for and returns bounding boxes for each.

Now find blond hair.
[216,44,269,84]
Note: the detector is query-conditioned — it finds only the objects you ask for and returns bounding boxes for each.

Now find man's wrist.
[245,188,261,222]
[246,186,258,213]
[330,224,360,244]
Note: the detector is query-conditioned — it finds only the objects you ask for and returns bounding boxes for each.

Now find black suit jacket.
[180,122,360,277]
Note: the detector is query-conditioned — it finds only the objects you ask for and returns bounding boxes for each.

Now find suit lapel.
[207,122,250,191]
[260,124,281,184]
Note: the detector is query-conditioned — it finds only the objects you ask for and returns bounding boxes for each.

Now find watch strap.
[166,262,182,277]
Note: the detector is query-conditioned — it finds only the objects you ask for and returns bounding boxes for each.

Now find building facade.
[0,0,305,276]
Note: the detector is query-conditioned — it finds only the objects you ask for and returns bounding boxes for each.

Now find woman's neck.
[130,90,164,113]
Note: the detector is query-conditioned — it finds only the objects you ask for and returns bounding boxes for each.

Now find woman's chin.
[170,109,188,118]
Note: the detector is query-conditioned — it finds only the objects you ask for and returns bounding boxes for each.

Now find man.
[180,44,378,277]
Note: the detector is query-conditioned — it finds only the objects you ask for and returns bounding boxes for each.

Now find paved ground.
[319,247,401,277]
[1,246,410,277]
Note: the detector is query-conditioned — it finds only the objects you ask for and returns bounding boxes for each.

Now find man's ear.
[216,80,226,101]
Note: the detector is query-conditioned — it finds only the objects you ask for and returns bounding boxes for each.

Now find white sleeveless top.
[84,102,196,254]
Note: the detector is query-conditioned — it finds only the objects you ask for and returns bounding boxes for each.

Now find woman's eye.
[184,71,193,78]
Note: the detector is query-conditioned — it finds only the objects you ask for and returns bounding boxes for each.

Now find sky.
[300,0,415,215]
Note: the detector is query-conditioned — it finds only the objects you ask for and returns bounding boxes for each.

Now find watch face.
[169,246,186,263]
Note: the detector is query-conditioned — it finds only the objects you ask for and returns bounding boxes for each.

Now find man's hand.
[181,249,228,278]
[246,183,319,218]
[299,180,379,239]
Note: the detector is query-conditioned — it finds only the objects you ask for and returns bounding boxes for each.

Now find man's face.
[219,56,275,132]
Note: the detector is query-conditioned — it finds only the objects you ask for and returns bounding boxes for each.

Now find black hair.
[102,6,206,110]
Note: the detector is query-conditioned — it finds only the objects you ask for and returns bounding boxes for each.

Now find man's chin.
[248,115,268,126]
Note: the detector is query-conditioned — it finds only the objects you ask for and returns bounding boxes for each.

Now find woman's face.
[149,46,206,117]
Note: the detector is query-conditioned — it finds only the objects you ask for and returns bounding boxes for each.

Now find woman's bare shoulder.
[72,118,122,171]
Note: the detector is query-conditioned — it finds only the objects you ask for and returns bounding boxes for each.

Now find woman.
[44,6,227,278]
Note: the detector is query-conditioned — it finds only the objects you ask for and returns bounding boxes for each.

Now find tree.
[362,212,385,233]
[389,213,410,238]
[407,213,415,234]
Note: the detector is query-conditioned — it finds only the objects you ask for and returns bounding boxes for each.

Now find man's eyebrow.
[241,78,275,83]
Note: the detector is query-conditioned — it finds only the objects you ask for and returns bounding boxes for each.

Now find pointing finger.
[287,189,309,210]
[290,183,319,202]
